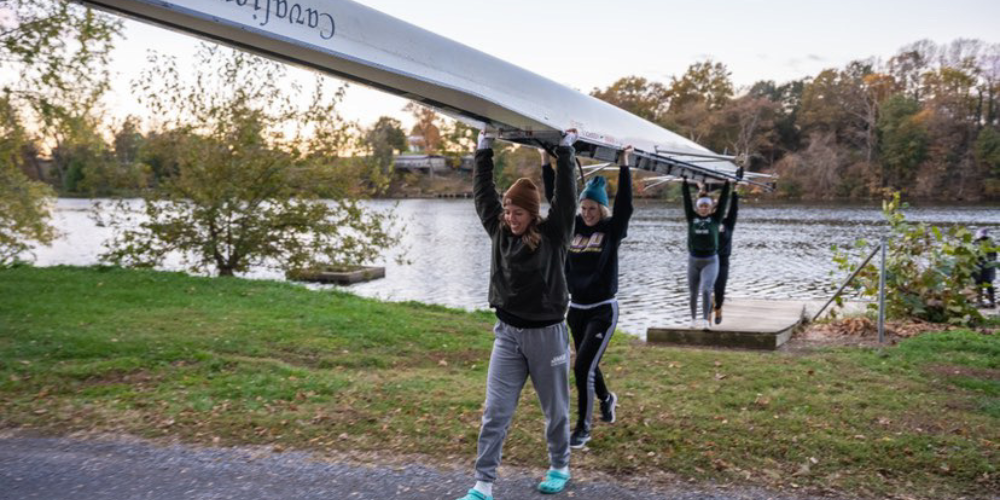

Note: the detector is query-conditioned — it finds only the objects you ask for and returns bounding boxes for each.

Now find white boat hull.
[78,0,765,185]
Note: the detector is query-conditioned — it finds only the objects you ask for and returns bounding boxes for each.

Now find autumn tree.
[718,95,780,168]
[975,127,1000,196]
[365,116,406,163]
[1,0,120,127]
[0,95,56,266]
[440,119,478,155]
[799,69,858,141]
[591,76,669,122]
[2,0,121,191]
[99,45,399,276]
[358,116,407,195]
[662,61,734,147]
[877,94,928,190]
[0,0,120,263]
[980,45,1000,127]
[887,41,936,101]
[594,39,1000,200]
[748,79,806,162]
[50,112,148,195]
[667,60,734,113]
[113,116,145,166]
[404,102,442,154]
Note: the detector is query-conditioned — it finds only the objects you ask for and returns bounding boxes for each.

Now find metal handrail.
[811,243,883,323]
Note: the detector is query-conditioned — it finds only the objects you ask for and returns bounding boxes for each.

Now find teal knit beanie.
[580,176,609,206]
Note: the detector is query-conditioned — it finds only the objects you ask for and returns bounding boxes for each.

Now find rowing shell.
[78,0,772,187]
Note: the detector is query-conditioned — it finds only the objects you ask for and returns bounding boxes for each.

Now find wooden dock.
[647,299,807,350]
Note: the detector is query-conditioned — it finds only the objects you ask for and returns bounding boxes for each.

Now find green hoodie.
[682,179,730,258]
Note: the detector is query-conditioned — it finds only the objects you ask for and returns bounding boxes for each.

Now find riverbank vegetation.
[4,3,999,203]
[833,192,994,326]
[592,40,1000,202]
[3,2,400,273]
[94,46,400,276]
[1,266,996,499]
[0,1,120,265]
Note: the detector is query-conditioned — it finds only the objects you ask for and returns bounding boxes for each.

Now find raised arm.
[610,147,634,238]
[541,151,555,204]
[546,130,579,243]
[681,179,694,223]
[473,132,502,235]
[722,191,739,232]
[712,181,731,223]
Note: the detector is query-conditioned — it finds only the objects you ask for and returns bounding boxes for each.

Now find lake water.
[33,198,1000,336]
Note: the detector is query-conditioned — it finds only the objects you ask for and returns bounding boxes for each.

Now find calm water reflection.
[34,198,1000,336]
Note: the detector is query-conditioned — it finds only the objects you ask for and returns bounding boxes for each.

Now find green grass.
[1,266,997,499]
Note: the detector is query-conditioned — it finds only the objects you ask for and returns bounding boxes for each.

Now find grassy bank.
[1,266,997,499]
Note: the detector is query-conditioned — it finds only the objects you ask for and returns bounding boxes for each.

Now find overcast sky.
[103,0,1000,129]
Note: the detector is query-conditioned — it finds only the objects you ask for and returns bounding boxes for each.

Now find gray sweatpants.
[688,255,719,321]
[474,320,571,483]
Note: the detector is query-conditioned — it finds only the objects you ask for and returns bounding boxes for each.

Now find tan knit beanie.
[503,178,541,217]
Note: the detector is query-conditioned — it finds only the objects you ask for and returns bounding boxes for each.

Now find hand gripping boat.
[78,0,773,188]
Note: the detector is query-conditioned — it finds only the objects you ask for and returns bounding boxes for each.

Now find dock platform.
[647,299,807,350]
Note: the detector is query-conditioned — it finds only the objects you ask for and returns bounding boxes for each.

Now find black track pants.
[566,302,618,433]
[975,268,996,305]
[714,254,731,308]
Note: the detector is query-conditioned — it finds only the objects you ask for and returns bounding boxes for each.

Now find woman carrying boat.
[713,188,739,324]
[682,178,731,330]
[541,147,633,449]
[456,128,578,500]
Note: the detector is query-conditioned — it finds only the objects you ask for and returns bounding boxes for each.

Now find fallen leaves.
[753,394,770,408]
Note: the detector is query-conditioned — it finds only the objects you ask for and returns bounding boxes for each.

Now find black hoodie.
[543,163,633,305]
[473,146,577,327]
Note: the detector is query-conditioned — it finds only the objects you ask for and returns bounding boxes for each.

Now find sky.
[102,0,1000,130]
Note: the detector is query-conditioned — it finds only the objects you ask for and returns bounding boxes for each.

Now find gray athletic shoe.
[599,392,618,424]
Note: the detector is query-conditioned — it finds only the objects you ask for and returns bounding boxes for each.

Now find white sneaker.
[690,318,699,329]
[701,319,711,330]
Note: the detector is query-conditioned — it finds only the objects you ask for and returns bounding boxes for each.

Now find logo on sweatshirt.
[570,233,605,254]
[550,353,568,367]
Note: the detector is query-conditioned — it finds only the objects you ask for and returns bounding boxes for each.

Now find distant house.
[394,154,450,174]
[407,134,425,152]
[457,155,474,172]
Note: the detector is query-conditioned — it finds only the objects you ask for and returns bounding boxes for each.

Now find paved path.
[0,434,848,500]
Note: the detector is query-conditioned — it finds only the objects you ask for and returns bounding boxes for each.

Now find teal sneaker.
[537,469,570,494]
[455,488,492,500]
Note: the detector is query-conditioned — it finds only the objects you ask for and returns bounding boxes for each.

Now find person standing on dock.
[713,188,740,324]
[457,128,578,500]
[974,228,996,309]
[541,147,633,450]
[681,178,731,330]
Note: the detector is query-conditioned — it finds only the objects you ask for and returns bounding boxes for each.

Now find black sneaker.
[569,428,591,449]
[599,392,618,424]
